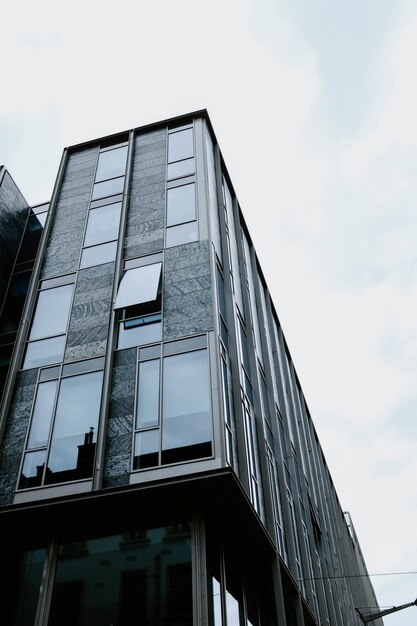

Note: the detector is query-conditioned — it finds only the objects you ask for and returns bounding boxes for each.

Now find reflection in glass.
[19,450,47,489]
[91,176,125,200]
[133,429,159,469]
[48,524,192,626]
[45,370,103,484]
[0,272,31,334]
[162,349,211,464]
[114,263,162,310]
[16,213,45,264]
[167,157,194,180]
[23,335,66,370]
[166,222,198,248]
[166,183,196,226]
[29,284,73,341]
[226,589,240,626]
[168,128,193,162]
[136,359,160,428]
[95,146,128,182]
[83,202,122,247]
[211,577,222,626]
[27,380,58,448]
[117,318,162,349]
[80,241,117,269]
[7,547,46,626]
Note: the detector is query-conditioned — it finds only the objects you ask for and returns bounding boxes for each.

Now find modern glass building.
[0,111,382,626]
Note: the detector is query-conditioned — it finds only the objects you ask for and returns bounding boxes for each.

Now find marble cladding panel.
[41,146,98,279]
[163,240,214,340]
[102,348,136,487]
[124,129,166,259]
[64,262,115,362]
[0,368,38,505]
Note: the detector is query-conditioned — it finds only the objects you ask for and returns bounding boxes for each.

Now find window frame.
[17,358,105,490]
[132,337,213,471]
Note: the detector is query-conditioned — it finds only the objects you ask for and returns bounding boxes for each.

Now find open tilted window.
[115,262,162,349]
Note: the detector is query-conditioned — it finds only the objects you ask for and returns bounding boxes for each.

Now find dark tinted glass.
[6,547,46,625]
[0,343,14,400]
[166,183,196,226]
[168,128,193,162]
[16,214,44,263]
[95,145,128,182]
[48,524,192,626]
[45,370,103,484]
[29,284,73,341]
[91,177,124,200]
[162,350,211,464]
[83,202,122,247]
[0,271,31,334]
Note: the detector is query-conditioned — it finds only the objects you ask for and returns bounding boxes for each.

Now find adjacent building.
[0,111,382,626]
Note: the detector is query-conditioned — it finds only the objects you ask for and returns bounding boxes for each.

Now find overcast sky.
[1,1,417,623]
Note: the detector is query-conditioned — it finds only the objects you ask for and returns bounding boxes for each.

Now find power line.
[300,570,417,582]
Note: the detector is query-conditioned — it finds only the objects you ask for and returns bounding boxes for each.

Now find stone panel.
[124,129,166,259]
[64,262,114,362]
[0,369,38,505]
[102,348,136,487]
[41,146,97,279]
[163,240,213,340]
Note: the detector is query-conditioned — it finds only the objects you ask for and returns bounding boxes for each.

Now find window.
[167,127,194,180]
[79,143,127,269]
[115,261,162,349]
[91,143,128,200]
[166,126,198,247]
[18,359,104,489]
[22,278,75,370]
[133,341,212,469]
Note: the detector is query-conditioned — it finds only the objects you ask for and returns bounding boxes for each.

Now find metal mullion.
[158,355,163,466]
[36,537,60,626]
[41,366,63,486]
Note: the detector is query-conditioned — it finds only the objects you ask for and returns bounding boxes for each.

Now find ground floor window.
[4,522,192,626]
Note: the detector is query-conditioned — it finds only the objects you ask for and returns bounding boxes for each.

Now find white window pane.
[136,359,160,428]
[167,157,195,180]
[114,263,162,310]
[166,222,198,248]
[95,146,128,182]
[27,380,58,449]
[166,183,196,226]
[29,284,73,340]
[84,202,122,247]
[23,336,66,370]
[168,129,193,162]
[80,241,117,269]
